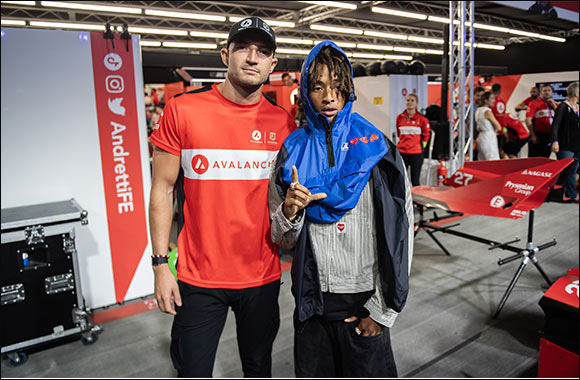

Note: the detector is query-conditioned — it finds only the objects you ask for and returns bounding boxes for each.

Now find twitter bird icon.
[108,97,126,116]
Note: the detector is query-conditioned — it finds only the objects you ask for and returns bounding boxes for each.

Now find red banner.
[91,32,148,303]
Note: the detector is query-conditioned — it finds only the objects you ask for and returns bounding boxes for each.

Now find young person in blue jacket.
[268,41,414,377]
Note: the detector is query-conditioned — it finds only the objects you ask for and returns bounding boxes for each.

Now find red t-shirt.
[522,96,535,106]
[491,95,507,128]
[149,83,295,289]
[504,113,530,139]
[396,111,430,154]
[526,98,556,134]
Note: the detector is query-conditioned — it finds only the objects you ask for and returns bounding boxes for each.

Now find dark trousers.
[503,136,530,157]
[528,132,552,157]
[170,279,280,378]
[557,150,579,199]
[294,315,398,378]
[401,152,423,187]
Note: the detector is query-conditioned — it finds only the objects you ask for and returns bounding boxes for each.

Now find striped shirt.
[270,173,415,327]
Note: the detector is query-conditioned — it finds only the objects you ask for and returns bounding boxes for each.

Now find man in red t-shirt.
[526,84,558,157]
[148,17,295,377]
[515,86,540,112]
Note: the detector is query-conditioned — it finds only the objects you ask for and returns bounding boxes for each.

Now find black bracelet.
[151,255,169,266]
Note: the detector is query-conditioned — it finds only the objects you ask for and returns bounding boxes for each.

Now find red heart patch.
[350,138,358,145]
[337,223,345,232]
[370,134,379,142]
[360,136,368,143]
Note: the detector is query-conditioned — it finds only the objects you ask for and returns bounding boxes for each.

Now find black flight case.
[1,199,100,367]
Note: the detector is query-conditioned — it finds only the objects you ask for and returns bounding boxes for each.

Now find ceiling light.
[383,54,413,61]
[128,26,188,36]
[1,19,26,26]
[408,36,444,44]
[508,29,541,38]
[1,1,35,5]
[472,23,510,33]
[394,46,426,53]
[189,30,229,39]
[428,16,459,25]
[162,41,217,49]
[314,40,356,48]
[277,37,314,45]
[40,1,142,14]
[538,34,566,42]
[297,1,357,10]
[351,52,385,59]
[145,9,225,22]
[475,43,505,50]
[364,30,407,40]
[276,48,311,55]
[310,24,363,35]
[228,16,295,28]
[356,43,394,51]
[29,20,105,30]
[140,40,162,47]
[426,49,444,55]
[371,6,427,20]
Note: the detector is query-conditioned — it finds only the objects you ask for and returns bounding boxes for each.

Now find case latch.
[45,273,74,295]
[24,225,45,245]
[1,283,26,305]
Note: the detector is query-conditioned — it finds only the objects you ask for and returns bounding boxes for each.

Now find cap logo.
[241,19,252,27]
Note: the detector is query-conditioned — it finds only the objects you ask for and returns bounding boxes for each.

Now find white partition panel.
[1,27,152,309]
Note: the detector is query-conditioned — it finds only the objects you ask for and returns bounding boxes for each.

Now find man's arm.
[150,146,182,315]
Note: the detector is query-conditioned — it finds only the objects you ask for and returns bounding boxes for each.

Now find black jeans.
[170,279,280,378]
[401,152,423,187]
[528,132,552,157]
[294,314,398,378]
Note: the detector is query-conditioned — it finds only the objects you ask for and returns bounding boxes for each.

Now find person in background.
[396,93,431,186]
[491,83,509,159]
[475,91,503,160]
[471,86,486,161]
[151,87,160,106]
[526,84,558,157]
[551,81,579,203]
[148,17,295,377]
[282,72,294,87]
[515,86,540,112]
[269,41,413,378]
[501,113,530,158]
[473,86,485,108]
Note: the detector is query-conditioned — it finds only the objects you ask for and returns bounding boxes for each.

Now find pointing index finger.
[291,165,299,185]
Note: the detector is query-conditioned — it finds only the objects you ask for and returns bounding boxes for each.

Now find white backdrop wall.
[353,74,428,141]
[1,28,153,309]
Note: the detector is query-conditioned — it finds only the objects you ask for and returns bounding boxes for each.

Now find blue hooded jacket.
[271,41,412,322]
[280,41,388,223]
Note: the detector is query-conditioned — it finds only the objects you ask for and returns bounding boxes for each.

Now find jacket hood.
[300,40,355,133]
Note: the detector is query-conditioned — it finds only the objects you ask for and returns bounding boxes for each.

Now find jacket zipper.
[322,117,335,167]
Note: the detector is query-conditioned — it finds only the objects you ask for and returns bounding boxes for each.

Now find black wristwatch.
[152,255,169,266]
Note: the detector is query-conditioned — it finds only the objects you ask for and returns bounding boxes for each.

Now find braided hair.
[307,45,355,102]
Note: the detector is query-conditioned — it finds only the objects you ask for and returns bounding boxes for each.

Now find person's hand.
[344,316,383,337]
[154,264,182,315]
[551,141,559,153]
[283,165,327,221]
[547,99,557,109]
[531,134,539,144]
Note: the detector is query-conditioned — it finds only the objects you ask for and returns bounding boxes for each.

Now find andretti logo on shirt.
[183,149,278,180]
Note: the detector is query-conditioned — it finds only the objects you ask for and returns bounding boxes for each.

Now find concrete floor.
[2,200,578,378]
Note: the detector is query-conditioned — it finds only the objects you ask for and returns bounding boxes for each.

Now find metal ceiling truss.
[1,1,576,53]
[449,1,475,173]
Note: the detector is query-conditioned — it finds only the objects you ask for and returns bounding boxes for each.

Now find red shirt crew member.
[396,110,430,154]
[526,84,557,157]
[396,93,430,186]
